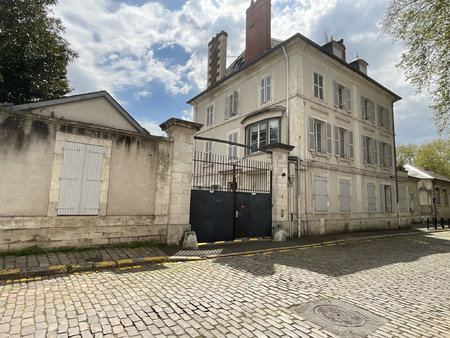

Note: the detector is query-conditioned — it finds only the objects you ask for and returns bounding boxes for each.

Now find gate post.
[263,143,295,237]
[160,118,202,245]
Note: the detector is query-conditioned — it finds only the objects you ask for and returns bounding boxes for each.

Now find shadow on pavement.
[212,232,450,278]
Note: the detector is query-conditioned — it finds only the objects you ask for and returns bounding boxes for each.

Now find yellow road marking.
[262,251,273,255]
[249,238,258,241]
[49,265,66,270]
[144,256,167,262]
[117,259,133,265]
[198,243,207,246]
[214,241,225,244]
[242,254,254,257]
[95,261,115,268]
[233,239,242,242]
[279,249,292,252]
[0,269,20,275]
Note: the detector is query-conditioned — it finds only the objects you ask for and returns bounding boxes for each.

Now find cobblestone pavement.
[0,232,449,338]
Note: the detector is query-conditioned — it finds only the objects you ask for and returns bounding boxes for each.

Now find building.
[188,0,411,236]
[0,91,201,251]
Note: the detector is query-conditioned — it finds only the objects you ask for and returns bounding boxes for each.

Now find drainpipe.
[391,102,400,229]
[281,45,290,145]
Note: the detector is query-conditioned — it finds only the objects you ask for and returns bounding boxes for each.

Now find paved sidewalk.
[0,225,448,281]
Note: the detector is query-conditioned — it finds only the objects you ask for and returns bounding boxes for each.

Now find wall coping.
[160,118,203,132]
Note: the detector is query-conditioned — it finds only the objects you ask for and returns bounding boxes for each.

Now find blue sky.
[54,0,440,145]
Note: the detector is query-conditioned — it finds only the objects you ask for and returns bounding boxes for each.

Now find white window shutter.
[333,81,339,107]
[388,144,393,167]
[370,101,375,122]
[58,142,85,215]
[362,135,367,163]
[326,123,332,154]
[334,126,339,156]
[79,144,104,215]
[225,96,230,119]
[360,96,366,119]
[380,185,386,213]
[373,140,378,165]
[260,78,265,104]
[232,90,239,115]
[308,117,315,151]
[266,76,272,102]
[346,87,351,113]
[348,131,354,159]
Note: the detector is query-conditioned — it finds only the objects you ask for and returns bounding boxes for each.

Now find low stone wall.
[0,216,167,252]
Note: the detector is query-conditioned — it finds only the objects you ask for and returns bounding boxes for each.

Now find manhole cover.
[314,305,366,327]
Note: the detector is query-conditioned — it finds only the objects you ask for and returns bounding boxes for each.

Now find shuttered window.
[380,184,393,213]
[339,180,351,212]
[57,142,104,215]
[399,186,407,211]
[367,183,376,213]
[314,177,328,212]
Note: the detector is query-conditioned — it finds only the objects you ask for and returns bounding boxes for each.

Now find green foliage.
[380,0,450,135]
[414,139,450,178]
[0,0,77,104]
[397,143,418,167]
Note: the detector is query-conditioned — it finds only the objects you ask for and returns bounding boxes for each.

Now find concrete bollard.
[182,231,198,250]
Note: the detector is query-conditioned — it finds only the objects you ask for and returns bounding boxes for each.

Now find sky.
[52,0,441,145]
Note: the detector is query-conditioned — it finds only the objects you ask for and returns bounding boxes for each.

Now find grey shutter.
[225,95,230,119]
[360,96,366,119]
[399,186,407,211]
[232,90,239,115]
[362,135,367,162]
[333,81,339,107]
[308,117,315,151]
[334,126,339,156]
[260,78,265,104]
[380,185,386,213]
[370,101,375,122]
[79,144,103,215]
[266,76,271,101]
[388,144,393,167]
[340,180,351,212]
[373,139,378,165]
[326,123,332,154]
[58,142,85,215]
[377,105,382,126]
[346,87,351,113]
[348,131,354,159]
[367,183,376,212]
[386,109,391,129]
[315,177,328,212]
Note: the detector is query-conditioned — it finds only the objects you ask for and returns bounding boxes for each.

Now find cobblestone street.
[1,232,449,337]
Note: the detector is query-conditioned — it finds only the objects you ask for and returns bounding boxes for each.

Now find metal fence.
[192,151,271,194]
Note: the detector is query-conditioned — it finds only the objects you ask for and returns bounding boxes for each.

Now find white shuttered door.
[57,142,104,215]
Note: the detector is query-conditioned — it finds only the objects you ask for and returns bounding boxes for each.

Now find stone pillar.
[159,118,202,245]
[263,143,295,237]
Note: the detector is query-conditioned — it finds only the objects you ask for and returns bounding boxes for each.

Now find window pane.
[251,124,258,149]
[269,119,279,144]
[259,121,267,147]
[316,123,322,152]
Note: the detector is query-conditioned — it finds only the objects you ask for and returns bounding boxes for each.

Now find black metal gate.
[190,151,272,243]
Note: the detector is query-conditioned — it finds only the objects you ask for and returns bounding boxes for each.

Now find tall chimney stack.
[207,31,228,87]
[245,0,271,64]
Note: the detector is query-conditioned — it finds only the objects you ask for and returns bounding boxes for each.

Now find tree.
[414,139,450,178]
[380,0,450,134]
[0,0,77,104]
[397,143,418,167]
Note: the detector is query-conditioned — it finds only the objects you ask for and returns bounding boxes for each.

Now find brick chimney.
[245,0,271,64]
[207,30,228,87]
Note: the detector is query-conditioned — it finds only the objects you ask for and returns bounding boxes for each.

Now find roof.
[188,32,402,104]
[11,91,149,135]
[404,164,450,183]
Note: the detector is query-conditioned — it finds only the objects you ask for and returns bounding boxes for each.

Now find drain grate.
[314,305,366,327]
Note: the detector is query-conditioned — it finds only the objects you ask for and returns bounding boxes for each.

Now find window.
[245,118,280,154]
[314,73,323,100]
[205,141,212,162]
[377,104,391,130]
[260,75,272,104]
[308,117,332,154]
[378,141,393,167]
[57,142,104,216]
[339,180,351,212]
[225,90,239,119]
[334,126,354,159]
[367,183,376,213]
[333,81,351,113]
[435,187,441,205]
[228,132,238,159]
[360,96,375,122]
[399,186,407,211]
[206,105,214,126]
[444,188,449,205]
[314,177,328,212]
[380,184,392,213]
[362,135,376,164]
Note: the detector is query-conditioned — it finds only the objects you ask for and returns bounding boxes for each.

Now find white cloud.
[138,120,166,136]
[181,109,193,121]
[133,90,152,101]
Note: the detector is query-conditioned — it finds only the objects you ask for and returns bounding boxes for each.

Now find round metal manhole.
[314,305,366,327]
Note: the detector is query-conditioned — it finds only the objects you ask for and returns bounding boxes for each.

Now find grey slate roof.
[404,164,450,183]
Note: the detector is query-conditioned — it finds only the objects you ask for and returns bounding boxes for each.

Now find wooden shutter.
[315,177,328,212]
[266,76,272,102]
[260,78,265,104]
[308,117,315,151]
[370,101,375,122]
[367,183,376,212]
[362,135,367,162]
[334,126,339,156]
[346,87,351,113]
[340,180,351,212]
[326,123,332,154]
[333,81,339,107]
[58,142,103,216]
[380,184,386,213]
[348,131,354,159]
[225,95,230,119]
[388,144,393,167]
[373,139,378,165]
[360,96,366,119]
[232,90,239,116]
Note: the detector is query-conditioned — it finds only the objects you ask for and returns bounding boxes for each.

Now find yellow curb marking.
[339,242,348,245]
[279,249,292,252]
[214,241,225,244]
[325,243,336,246]
[0,269,20,275]
[313,244,322,248]
[198,243,207,246]
[262,251,273,255]
[117,259,133,265]
[119,265,142,270]
[6,276,41,284]
[144,256,167,262]
[299,247,309,250]
[242,254,254,257]
[49,265,66,270]
[95,261,115,268]
[233,239,242,242]
[249,238,258,241]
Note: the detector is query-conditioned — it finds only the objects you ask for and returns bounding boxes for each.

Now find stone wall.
[0,109,201,252]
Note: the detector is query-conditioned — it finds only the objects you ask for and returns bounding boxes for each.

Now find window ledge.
[311,151,332,159]
[335,156,353,164]
[363,163,377,169]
